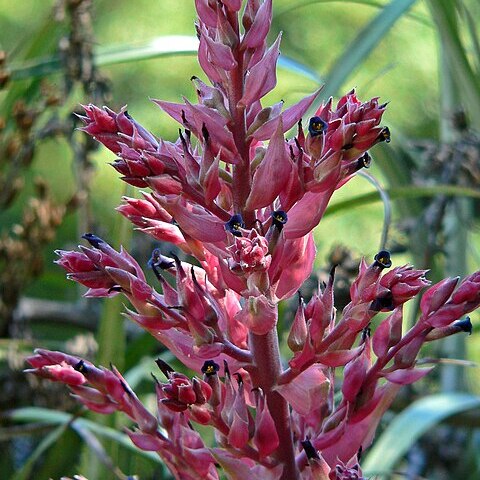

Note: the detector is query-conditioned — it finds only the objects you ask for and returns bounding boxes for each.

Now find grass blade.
[6,407,163,465]
[324,184,480,217]
[10,35,321,83]
[321,0,417,99]
[427,0,480,126]
[363,393,480,477]
[11,423,68,480]
[274,0,430,26]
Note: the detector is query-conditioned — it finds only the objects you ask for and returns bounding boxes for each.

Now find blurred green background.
[1,0,480,479]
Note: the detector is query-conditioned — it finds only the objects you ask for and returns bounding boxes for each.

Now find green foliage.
[363,393,480,477]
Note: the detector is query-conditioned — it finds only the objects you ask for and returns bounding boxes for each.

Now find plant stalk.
[249,330,299,480]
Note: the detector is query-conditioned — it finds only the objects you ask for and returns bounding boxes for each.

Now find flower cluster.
[26,1,480,479]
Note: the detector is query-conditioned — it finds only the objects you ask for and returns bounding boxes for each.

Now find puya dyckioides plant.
[25,1,480,479]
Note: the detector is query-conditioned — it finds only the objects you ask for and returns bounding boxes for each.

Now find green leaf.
[2,15,63,115]
[278,55,323,83]
[11,424,68,480]
[324,184,480,217]
[274,0,430,26]
[7,407,163,465]
[10,35,321,83]
[363,393,480,476]
[321,0,418,99]
[427,0,480,127]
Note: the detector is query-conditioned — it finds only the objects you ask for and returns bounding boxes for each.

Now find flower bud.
[287,294,308,352]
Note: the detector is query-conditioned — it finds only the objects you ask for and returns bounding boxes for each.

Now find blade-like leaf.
[321,0,418,99]
[427,0,480,127]
[7,407,163,465]
[11,424,68,480]
[324,184,480,217]
[278,55,323,83]
[363,393,480,476]
[274,0,430,26]
[10,35,321,84]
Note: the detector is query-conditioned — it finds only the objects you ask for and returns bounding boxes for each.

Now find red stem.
[248,330,299,479]
[228,45,255,227]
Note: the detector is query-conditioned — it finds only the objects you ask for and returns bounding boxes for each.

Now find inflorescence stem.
[248,330,299,480]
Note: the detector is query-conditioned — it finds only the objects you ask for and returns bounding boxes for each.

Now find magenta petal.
[222,0,242,11]
[372,308,403,358]
[127,430,166,451]
[239,34,281,107]
[195,0,217,27]
[152,99,185,125]
[316,345,365,367]
[341,347,368,402]
[253,89,322,141]
[242,0,272,49]
[253,391,279,458]
[140,220,186,245]
[198,32,223,83]
[236,295,277,335]
[283,190,333,239]
[212,450,284,480]
[201,30,237,71]
[246,118,292,210]
[275,365,329,415]
[420,276,459,317]
[166,197,227,243]
[384,367,434,385]
[273,233,316,301]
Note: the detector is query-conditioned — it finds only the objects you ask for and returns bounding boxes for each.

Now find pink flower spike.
[239,33,282,108]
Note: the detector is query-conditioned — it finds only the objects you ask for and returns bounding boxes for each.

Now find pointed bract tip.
[155,358,175,378]
[223,360,231,378]
[82,233,105,248]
